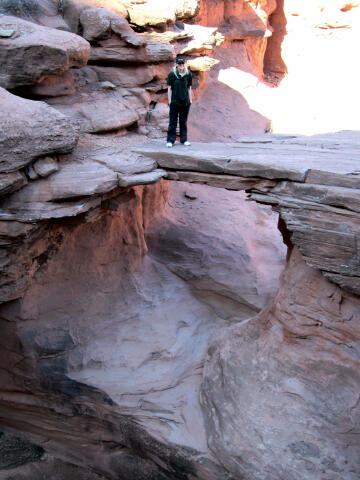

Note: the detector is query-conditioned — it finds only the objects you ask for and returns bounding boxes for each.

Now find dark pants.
[167,103,190,144]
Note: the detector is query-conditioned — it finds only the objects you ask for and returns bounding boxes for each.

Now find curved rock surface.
[0,180,285,479]
[0,88,80,173]
[0,15,90,89]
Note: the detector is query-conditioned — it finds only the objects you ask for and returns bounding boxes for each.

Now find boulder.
[147,103,169,131]
[128,0,199,27]
[80,7,144,46]
[33,157,59,178]
[175,0,199,19]
[219,0,274,40]
[62,0,128,32]
[0,16,90,89]
[187,56,219,71]
[49,90,139,133]
[0,88,80,173]
[128,1,177,27]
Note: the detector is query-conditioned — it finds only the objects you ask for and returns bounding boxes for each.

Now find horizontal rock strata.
[134,131,360,294]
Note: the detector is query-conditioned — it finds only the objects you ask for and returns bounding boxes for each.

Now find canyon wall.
[0,1,359,479]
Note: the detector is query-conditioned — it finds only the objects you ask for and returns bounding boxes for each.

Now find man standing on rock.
[166,57,192,147]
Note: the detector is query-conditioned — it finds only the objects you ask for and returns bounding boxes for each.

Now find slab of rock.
[118,169,167,187]
[49,90,139,133]
[166,170,276,190]
[128,2,176,27]
[187,56,219,72]
[2,159,118,205]
[133,138,360,183]
[89,37,175,63]
[179,24,223,54]
[80,7,144,46]
[33,157,59,178]
[132,141,310,180]
[92,65,154,87]
[89,37,148,63]
[0,88,80,173]
[135,134,360,295]
[0,134,158,221]
[0,172,27,197]
[0,15,90,89]
[272,180,360,213]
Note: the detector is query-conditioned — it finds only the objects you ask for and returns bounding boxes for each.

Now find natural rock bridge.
[1,94,359,300]
[134,131,360,296]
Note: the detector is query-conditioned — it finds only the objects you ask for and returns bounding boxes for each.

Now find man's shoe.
[166,142,173,148]
[183,141,191,146]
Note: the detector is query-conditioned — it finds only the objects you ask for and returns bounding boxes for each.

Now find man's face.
[177,62,185,72]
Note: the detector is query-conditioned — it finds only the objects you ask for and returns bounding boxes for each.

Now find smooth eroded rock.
[0,88,80,173]
[0,15,90,89]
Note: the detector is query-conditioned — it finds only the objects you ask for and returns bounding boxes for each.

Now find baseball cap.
[176,57,185,64]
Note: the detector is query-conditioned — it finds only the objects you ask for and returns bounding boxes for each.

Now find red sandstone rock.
[92,65,155,87]
[0,88,80,173]
[0,16,90,89]
[23,71,76,98]
[201,246,360,480]
[80,7,144,46]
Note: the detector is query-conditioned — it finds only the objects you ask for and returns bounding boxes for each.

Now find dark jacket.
[167,69,192,106]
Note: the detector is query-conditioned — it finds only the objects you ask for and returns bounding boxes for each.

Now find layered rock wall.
[1,1,360,479]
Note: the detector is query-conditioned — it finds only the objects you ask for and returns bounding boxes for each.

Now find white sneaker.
[183,141,191,146]
[166,142,173,148]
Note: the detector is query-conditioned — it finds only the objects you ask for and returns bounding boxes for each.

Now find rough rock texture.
[0,88,80,173]
[0,15,90,89]
[201,246,360,480]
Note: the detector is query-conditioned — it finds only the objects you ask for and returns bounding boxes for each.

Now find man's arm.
[168,86,172,105]
[188,86,192,104]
